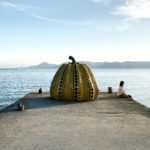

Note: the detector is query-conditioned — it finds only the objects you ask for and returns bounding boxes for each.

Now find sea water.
[0,68,150,110]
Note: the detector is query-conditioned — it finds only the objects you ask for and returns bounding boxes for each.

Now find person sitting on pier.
[18,102,25,111]
[117,81,132,99]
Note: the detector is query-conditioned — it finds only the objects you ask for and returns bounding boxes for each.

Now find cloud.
[0,2,17,8]
[91,0,110,5]
[112,0,150,20]
[0,1,128,31]
[26,12,94,27]
[0,2,94,26]
[0,1,26,11]
[0,1,90,25]
[92,0,105,2]
[94,20,130,31]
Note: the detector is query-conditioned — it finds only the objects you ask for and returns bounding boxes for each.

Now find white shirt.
[117,86,126,96]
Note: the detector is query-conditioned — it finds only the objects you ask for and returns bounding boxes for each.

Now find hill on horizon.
[26,61,150,69]
[28,62,59,69]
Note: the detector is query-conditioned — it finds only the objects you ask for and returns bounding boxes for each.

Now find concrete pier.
[0,92,150,150]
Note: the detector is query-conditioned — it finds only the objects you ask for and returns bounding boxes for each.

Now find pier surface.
[0,92,150,150]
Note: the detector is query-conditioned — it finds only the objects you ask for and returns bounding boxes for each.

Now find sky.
[0,0,150,67]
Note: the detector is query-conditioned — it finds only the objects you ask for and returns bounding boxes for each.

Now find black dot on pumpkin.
[75,91,78,94]
[75,80,78,83]
[75,75,78,77]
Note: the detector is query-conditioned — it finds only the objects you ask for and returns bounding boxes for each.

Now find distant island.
[27,61,150,69]
[28,62,59,69]
[1,61,150,69]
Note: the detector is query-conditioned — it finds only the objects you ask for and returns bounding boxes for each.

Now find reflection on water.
[0,68,150,110]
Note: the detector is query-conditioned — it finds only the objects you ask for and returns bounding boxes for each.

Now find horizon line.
[1,60,150,68]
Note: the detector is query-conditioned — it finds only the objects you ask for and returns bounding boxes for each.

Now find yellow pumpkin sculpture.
[50,56,99,102]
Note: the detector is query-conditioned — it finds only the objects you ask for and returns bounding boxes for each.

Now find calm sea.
[0,68,150,110]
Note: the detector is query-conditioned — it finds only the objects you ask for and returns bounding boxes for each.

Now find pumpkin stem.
[69,56,76,64]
